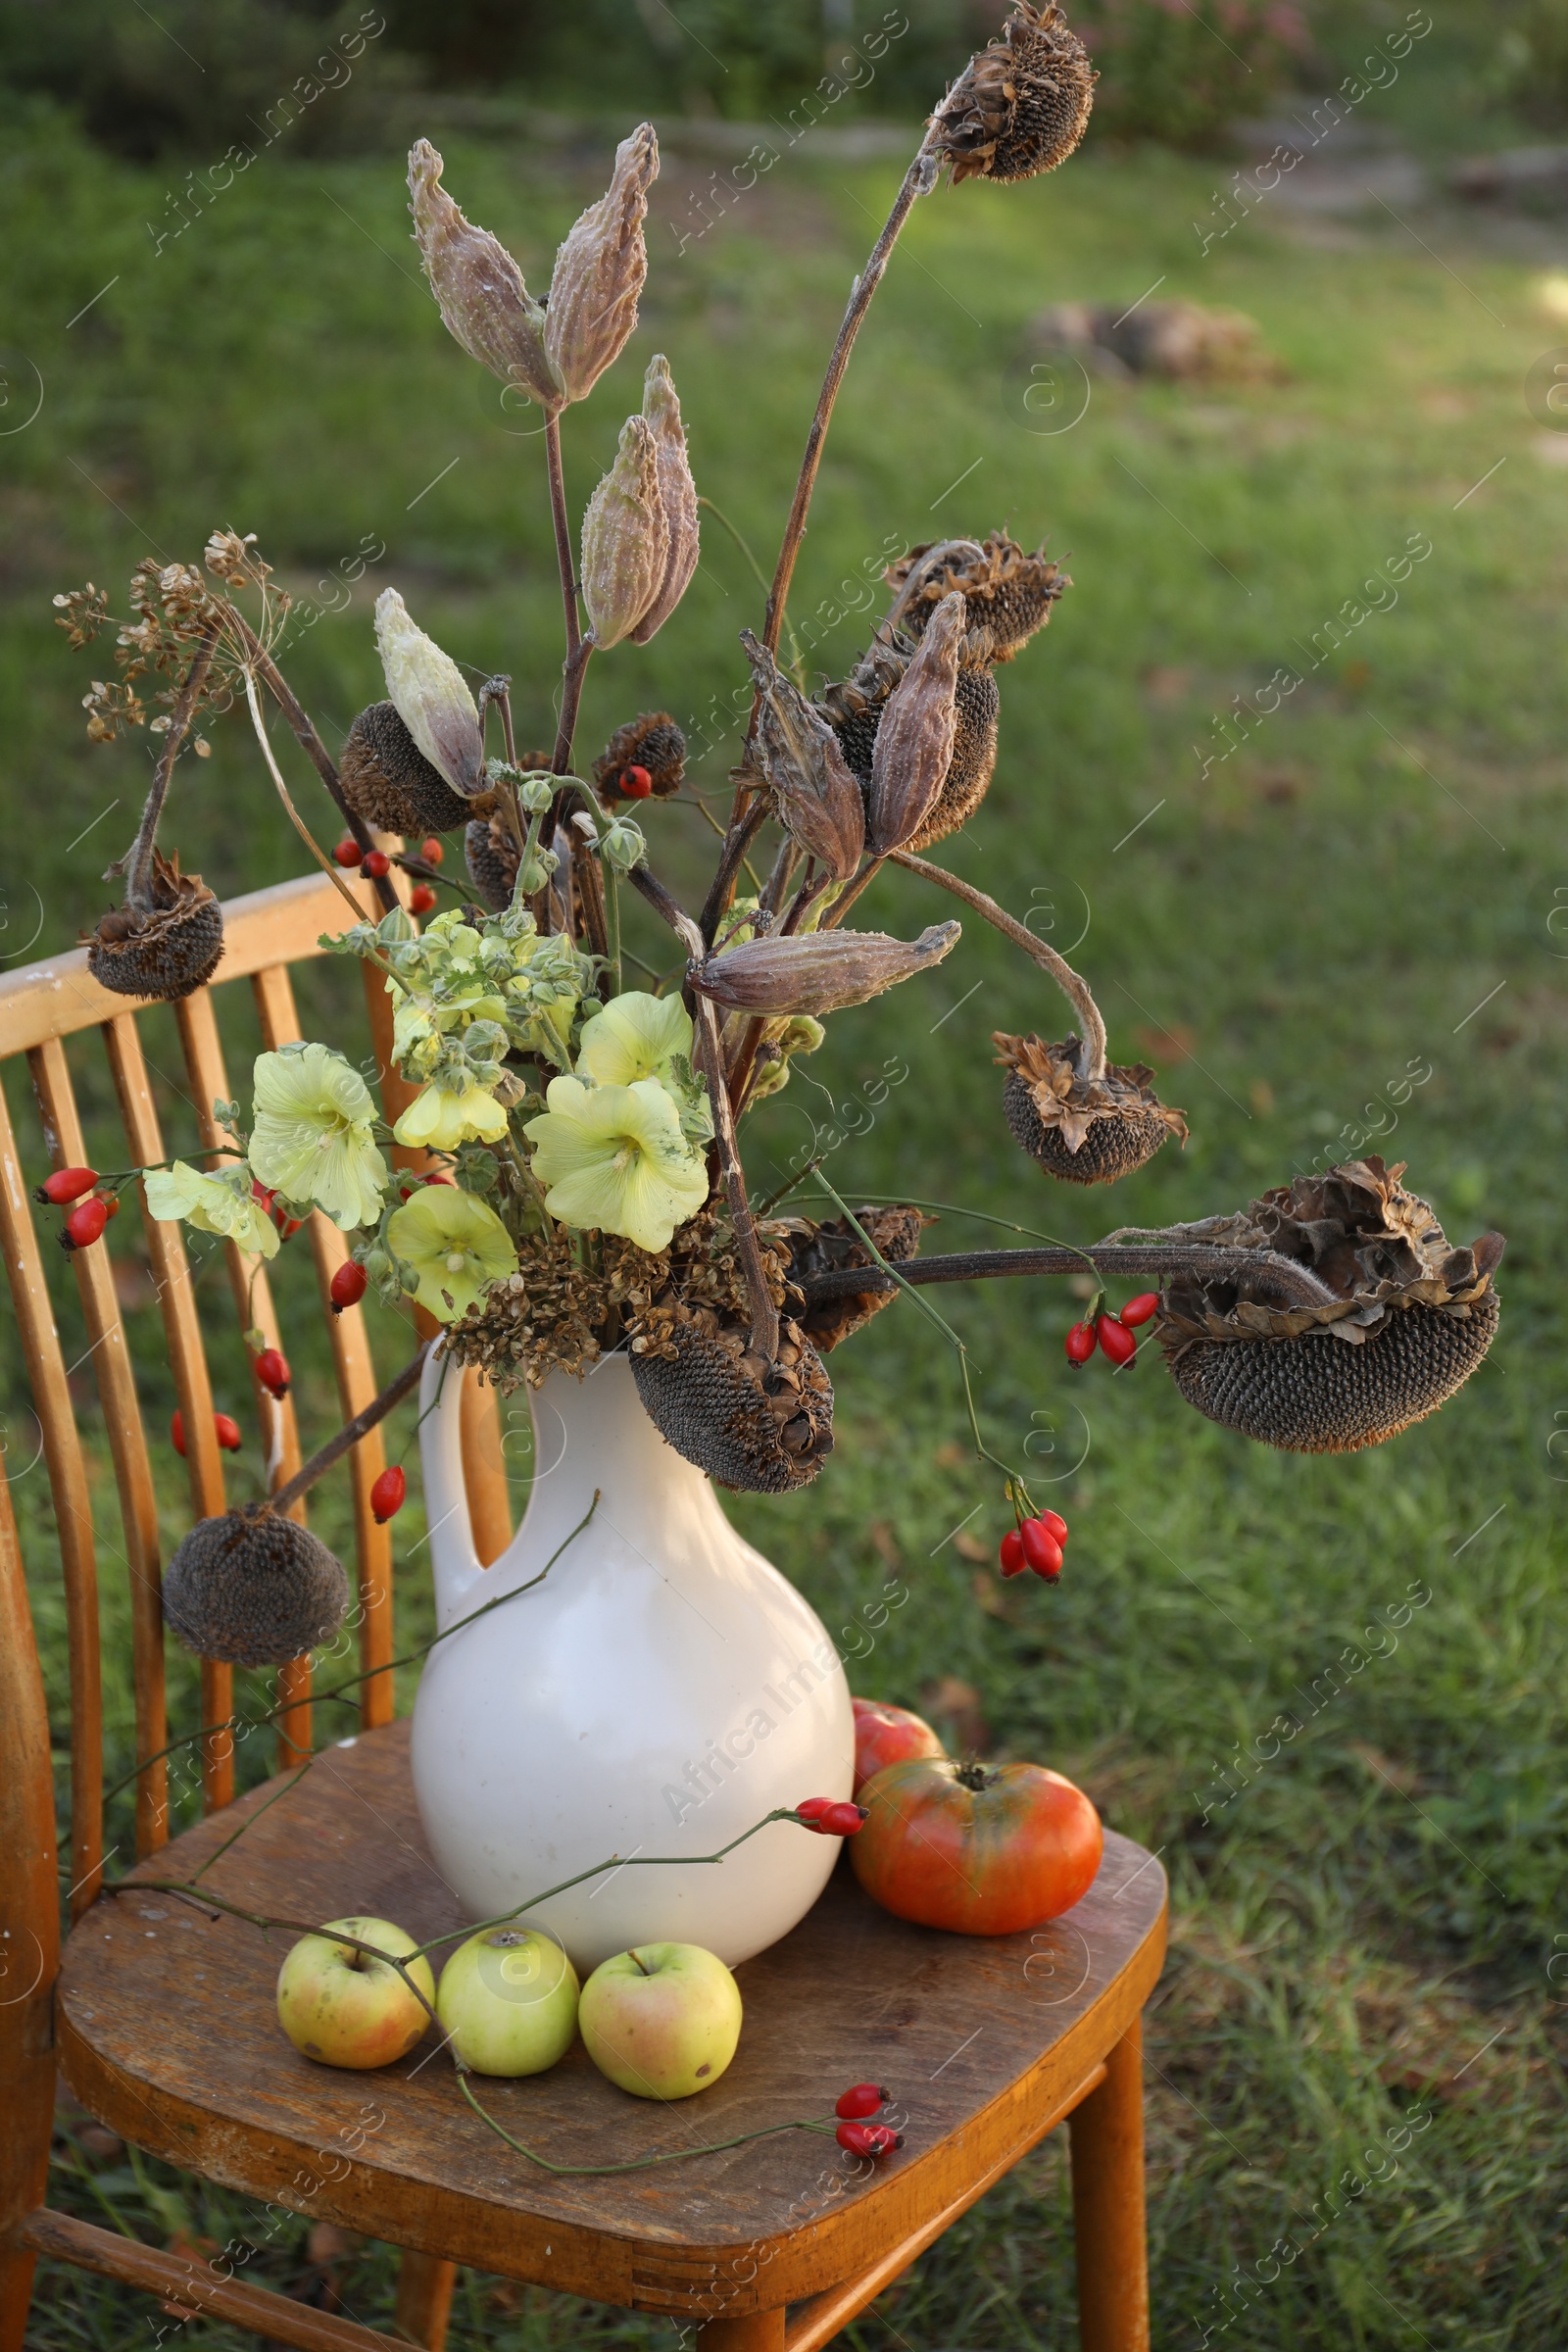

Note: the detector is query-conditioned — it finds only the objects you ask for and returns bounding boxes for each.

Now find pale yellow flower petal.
[385,1185,517,1323]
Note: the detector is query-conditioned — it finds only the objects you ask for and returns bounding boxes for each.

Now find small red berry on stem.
[999,1527,1025,1577]
[1064,1320,1098,1365]
[835,2083,890,2120]
[215,1413,243,1451]
[419,837,444,866]
[1118,1292,1159,1328]
[333,837,362,868]
[252,1180,304,1242]
[795,1797,835,1823]
[619,764,654,799]
[409,883,438,915]
[38,1166,100,1205]
[330,1260,368,1314]
[1019,1520,1063,1581]
[1038,1509,1068,1544]
[255,1347,290,1400]
[370,1465,406,1525]
[362,850,391,880]
[1098,1314,1137,1367]
[64,1198,109,1250]
[837,2121,902,2158]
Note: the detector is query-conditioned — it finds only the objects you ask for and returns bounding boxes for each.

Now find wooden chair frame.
[0,869,1165,2352]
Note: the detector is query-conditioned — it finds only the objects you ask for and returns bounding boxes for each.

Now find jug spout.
[419,1345,483,1631]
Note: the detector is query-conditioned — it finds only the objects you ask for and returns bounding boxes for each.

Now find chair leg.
[695,2311,786,2349]
[393,2250,457,2349]
[1069,2015,1150,2352]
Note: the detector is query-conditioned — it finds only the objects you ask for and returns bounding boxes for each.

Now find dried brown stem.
[122,625,220,911]
[794,1244,1340,1312]
[697,791,770,946]
[891,849,1108,1079]
[268,1343,431,1518]
[544,413,582,672]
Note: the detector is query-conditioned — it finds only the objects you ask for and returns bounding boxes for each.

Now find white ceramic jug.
[410,1346,854,1972]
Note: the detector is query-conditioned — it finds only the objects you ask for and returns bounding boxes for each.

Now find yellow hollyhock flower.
[385,1185,517,1322]
[393,1078,510,1152]
[249,1043,389,1232]
[523,1075,709,1252]
[576,991,692,1088]
[143,1161,280,1259]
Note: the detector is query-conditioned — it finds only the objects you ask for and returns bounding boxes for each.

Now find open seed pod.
[821,629,999,851]
[340,701,478,836]
[928,2,1096,185]
[883,533,1068,664]
[631,1301,834,1493]
[162,1503,350,1666]
[783,1206,929,1352]
[1152,1157,1505,1453]
[593,710,687,804]
[85,852,223,1002]
[997,1032,1186,1186]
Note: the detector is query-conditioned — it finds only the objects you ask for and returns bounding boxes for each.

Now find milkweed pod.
[580,416,669,649]
[545,122,659,405]
[740,630,864,882]
[374,589,486,798]
[867,592,964,854]
[689,921,960,1018]
[629,356,700,644]
[407,140,563,417]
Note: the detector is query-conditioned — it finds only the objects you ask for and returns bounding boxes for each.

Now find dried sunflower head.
[163,1505,349,1666]
[341,701,477,837]
[929,1,1096,186]
[631,1300,834,1493]
[783,1205,930,1352]
[85,852,224,1003]
[995,1031,1186,1186]
[883,532,1067,663]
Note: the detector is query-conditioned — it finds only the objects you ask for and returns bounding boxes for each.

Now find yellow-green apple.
[578,1942,742,2099]
[275,1916,434,2070]
[851,1695,945,1794]
[435,1926,580,2077]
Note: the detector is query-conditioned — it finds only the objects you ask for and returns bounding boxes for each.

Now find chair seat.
[57,1722,1166,2325]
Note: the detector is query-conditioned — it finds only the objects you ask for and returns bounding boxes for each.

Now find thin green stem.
[457,2074,838,2179]
[603,861,622,998]
[189,1762,311,1885]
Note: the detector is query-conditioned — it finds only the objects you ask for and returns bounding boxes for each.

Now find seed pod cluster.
[375,589,486,798]
[692,920,960,1019]
[581,416,669,650]
[85,852,224,1003]
[407,139,563,416]
[929,1,1096,186]
[163,1504,350,1666]
[546,124,660,405]
[740,629,864,880]
[631,1302,834,1492]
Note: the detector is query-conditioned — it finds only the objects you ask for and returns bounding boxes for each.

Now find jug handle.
[419,1344,483,1630]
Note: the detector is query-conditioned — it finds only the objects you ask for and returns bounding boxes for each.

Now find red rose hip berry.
[999,1527,1026,1577]
[1118,1292,1159,1328]
[255,1348,290,1399]
[361,850,391,880]
[333,836,362,867]
[419,838,444,865]
[370,1465,406,1525]
[38,1165,100,1205]
[837,2121,902,2158]
[619,764,654,799]
[409,883,438,915]
[1019,1519,1063,1581]
[64,1198,109,1249]
[835,2082,889,2120]
[330,1260,368,1314]
[1064,1320,1098,1365]
[1097,1314,1137,1367]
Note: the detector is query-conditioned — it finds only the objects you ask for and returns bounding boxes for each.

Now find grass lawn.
[3,78,1567,2350]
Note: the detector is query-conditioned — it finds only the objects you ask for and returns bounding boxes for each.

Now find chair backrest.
[0,867,512,1925]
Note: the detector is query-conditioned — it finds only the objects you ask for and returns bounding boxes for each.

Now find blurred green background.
[5,1,1568,2345]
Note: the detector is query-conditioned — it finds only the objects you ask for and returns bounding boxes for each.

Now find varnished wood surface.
[59,1721,1166,2320]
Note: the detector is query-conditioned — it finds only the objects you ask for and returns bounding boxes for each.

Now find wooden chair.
[0,868,1167,2352]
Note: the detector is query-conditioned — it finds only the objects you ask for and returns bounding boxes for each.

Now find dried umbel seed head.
[867,592,964,855]
[929,2,1096,186]
[162,1504,350,1667]
[464,815,519,912]
[593,711,687,805]
[884,533,1068,663]
[630,356,700,645]
[1163,1293,1501,1455]
[740,629,864,881]
[85,853,224,1003]
[581,416,670,650]
[822,627,1001,854]
[545,122,659,406]
[340,701,475,836]
[407,139,563,417]
[996,1033,1187,1187]
[692,921,960,1019]
[785,1206,929,1352]
[631,1304,834,1493]
[375,589,486,798]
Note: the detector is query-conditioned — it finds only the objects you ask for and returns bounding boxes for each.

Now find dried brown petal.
[740,630,864,882]
[545,123,659,406]
[408,140,563,417]
[629,355,700,644]
[581,416,669,650]
[868,592,964,855]
[691,920,960,1017]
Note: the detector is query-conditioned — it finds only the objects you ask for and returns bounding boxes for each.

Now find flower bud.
[867,592,964,855]
[407,140,563,417]
[689,921,960,1018]
[374,588,485,798]
[545,122,659,406]
[580,416,669,649]
[629,355,700,645]
[740,630,865,883]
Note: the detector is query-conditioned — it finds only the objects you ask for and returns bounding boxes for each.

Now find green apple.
[275,1915,434,2071]
[435,1926,580,2077]
[578,1942,743,2100]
